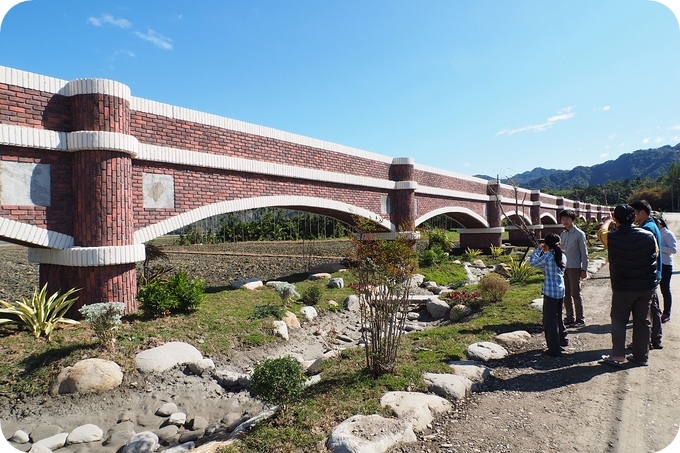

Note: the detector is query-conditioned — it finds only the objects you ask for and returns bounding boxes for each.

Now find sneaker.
[571,320,585,328]
[651,342,664,350]
[662,314,671,323]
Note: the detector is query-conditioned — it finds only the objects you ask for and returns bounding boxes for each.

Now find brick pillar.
[36,78,142,316]
[389,158,416,232]
[530,190,543,240]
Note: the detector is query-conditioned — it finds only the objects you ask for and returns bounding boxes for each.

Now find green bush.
[251,304,286,319]
[249,356,307,408]
[300,284,323,306]
[275,282,300,305]
[463,247,483,261]
[426,228,454,252]
[477,273,510,302]
[0,285,80,340]
[489,244,505,261]
[419,247,449,266]
[138,271,205,317]
[79,302,126,351]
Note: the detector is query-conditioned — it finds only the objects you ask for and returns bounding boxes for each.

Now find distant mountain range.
[474,144,680,190]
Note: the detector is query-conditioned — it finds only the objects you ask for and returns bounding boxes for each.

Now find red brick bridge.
[0,66,612,313]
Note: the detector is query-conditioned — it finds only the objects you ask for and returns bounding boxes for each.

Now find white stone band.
[0,217,73,249]
[67,131,139,156]
[28,244,146,266]
[457,227,506,234]
[64,78,132,100]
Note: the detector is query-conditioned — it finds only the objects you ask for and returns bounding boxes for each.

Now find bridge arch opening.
[135,196,393,244]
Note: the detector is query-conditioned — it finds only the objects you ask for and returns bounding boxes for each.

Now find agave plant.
[0,284,80,340]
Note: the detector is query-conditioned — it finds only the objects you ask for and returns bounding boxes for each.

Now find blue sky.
[1,1,680,179]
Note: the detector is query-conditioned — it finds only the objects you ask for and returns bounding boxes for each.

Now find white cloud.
[134,29,173,50]
[595,105,611,111]
[496,107,575,136]
[88,14,131,28]
[669,124,680,130]
[462,162,471,167]
[599,153,610,159]
[608,133,616,140]
[114,49,136,58]
[655,136,666,143]
[642,137,651,144]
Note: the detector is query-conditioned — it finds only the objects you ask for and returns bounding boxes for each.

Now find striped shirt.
[529,247,567,299]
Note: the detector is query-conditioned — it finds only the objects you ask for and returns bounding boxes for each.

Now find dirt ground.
[1,217,680,453]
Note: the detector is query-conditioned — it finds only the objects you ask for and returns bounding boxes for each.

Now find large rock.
[380,391,452,432]
[135,342,203,374]
[425,297,450,319]
[466,341,508,362]
[447,360,492,384]
[124,431,159,453]
[495,330,531,349]
[66,424,104,444]
[423,372,473,401]
[52,358,123,395]
[327,414,417,453]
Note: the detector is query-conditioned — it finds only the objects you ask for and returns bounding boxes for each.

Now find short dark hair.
[655,217,668,229]
[559,209,576,221]
[630,200,651,215]
[613,204,636,225]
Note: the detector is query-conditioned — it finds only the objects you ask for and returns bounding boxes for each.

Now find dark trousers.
[611,289,652,362]
[660,264,673,316]
[563,268,583,323]
[543,295,568,355]
[651,290,662,345]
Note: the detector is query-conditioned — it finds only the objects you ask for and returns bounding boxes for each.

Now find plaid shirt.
[529,247,566,299]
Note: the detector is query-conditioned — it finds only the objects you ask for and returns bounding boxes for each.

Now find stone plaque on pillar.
[143,173,175,209]
[0,161,51,206]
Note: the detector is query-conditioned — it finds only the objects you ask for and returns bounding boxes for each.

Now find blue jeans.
[660,264,673,317]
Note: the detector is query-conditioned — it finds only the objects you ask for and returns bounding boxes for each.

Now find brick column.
[34,78,143,316]
[458,180,504,252]
[389,158,416,232]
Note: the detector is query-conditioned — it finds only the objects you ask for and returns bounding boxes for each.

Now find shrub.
[464,247,483,261]
[251,304,286,319]
[444,289,483,306]
[350,219,418,377]
[275,282,300,305]
[489,244,505,261]
[0,285,80,340]
[79,302,126,352]
[419,247,449,266]
[507,257,533,284]
[426,228,454,252]
[249,356,307,408]
[137,271,205,317]
[478,273,510,303]
[300,284,323,306]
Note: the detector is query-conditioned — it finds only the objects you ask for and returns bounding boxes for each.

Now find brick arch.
[0,216,73,249]
[134,195,393,244]
[504,210,533,225]
[540,213,559,225]
[415,207,489,229]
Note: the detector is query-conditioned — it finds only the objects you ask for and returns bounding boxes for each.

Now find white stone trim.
[416,185,491,201]
[0,217,73,249]
[505,224,544,231]
[0,66,68,94]
[64,78,131,100]
[67,131,139,156]
[391,157,414,165]
[457,227,506,234]
[414,162,492,185]
[394,181,418,190]
[0,124,67,150]
[134,196,394,243]
[540,213,559,224]
[136,144,395,190]
[28,244,145,266]
[416,207,489,228]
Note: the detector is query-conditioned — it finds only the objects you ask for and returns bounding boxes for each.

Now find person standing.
[559,209,589,328]
[631,200,663,349]
[655,217,677,323]
[597,205,658,367]
[529,232,568,357]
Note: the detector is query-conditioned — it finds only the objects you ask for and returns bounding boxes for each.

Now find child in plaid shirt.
[530,233,568,357]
